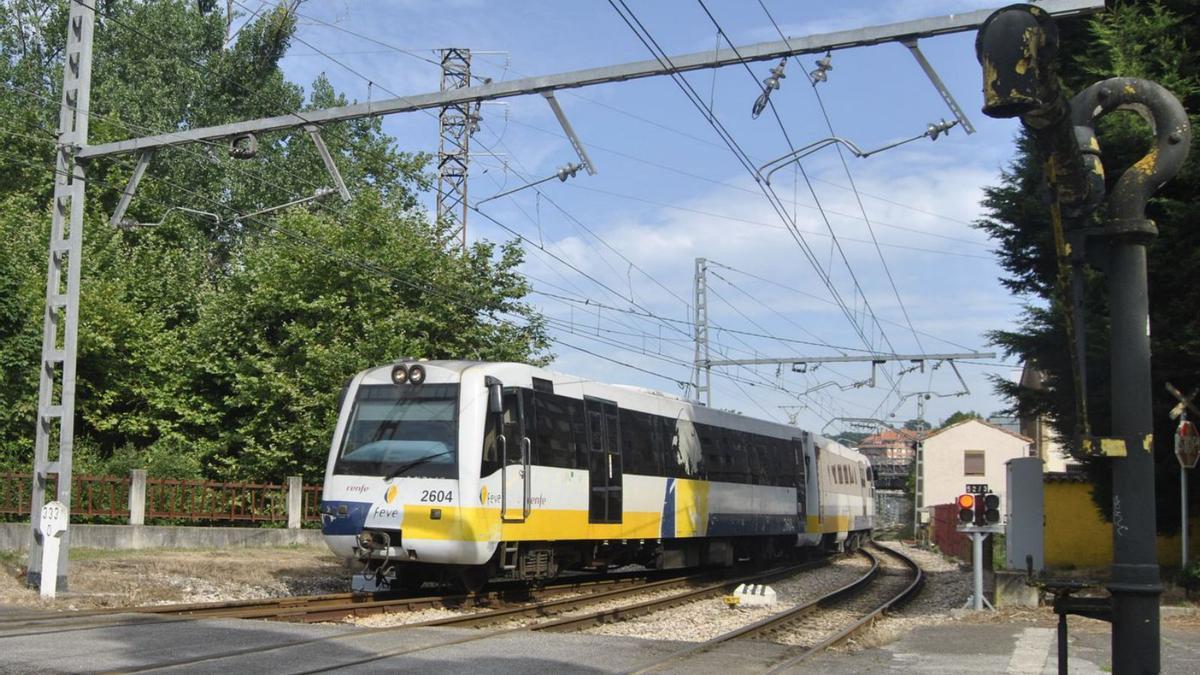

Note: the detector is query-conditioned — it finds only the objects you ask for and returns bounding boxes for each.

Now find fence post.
[129,469,146,526]
[287,476,302,529]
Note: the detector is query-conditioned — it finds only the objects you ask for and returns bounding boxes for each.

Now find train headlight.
[408,364,426,385]
[391,365,409,385]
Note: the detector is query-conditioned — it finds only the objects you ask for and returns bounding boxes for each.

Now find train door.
[501,388,532,522]
[584,397,623,523]
[792,436,807,523]
[811,440,823,528]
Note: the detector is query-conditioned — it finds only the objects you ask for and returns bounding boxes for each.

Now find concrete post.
[287,476,302,529]
[128,469,146,526]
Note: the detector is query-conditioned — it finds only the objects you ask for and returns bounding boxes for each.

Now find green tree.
[0,1,548,480]
[940,411,981,429]
[977,0,1200,532]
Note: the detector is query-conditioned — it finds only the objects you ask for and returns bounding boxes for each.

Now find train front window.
[335,383,459,479]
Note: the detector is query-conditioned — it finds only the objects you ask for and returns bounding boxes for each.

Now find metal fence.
[0,472,321,525]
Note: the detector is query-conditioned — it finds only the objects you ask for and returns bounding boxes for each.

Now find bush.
[1179,559,1200,597]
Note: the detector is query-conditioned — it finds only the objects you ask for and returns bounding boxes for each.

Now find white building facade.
[920,418,1033,511]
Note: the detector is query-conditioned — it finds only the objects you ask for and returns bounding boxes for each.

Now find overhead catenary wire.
[227,4,705,365]
[706,259,979,352]
[0,21,734,406]
[503,116,991,251]
[465,53,975,229]
[606,0,911,425]
[606,0,898,371]
[21,2,984,425]
[0,131,709,391]
[752,0,925,353]
[693,0,918,379]
[79,5,708,392]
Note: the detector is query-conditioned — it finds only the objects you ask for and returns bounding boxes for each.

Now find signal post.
[957,489,1001,611]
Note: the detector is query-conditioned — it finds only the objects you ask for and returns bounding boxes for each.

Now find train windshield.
[334,383,459,479]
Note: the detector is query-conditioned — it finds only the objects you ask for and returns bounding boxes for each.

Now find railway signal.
[959,491,1000,526]
[957,490,1002,612]
[983,493,1001,525]
[957,494,976,524]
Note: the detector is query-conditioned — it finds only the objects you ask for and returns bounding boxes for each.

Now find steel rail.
[113,559,834,674]
[529,559,829,634]
[626,544,922,674]
[101,569,719,674]
[0,570,668,637]
[287,559,833,674]
[0,567,670,627]
[103,566,710,672]
[764,544,924,672]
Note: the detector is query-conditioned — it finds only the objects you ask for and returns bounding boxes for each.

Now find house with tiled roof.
[856,427,922,489]
[919,417,1034,516]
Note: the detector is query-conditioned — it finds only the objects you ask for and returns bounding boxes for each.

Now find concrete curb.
[0,522,325,552]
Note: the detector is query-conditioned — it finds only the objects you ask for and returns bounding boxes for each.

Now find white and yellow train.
[320,361,875,591]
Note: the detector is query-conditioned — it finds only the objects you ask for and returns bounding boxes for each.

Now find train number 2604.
[419,489,453,503]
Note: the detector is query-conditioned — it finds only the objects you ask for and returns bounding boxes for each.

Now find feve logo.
[385,485,398,504]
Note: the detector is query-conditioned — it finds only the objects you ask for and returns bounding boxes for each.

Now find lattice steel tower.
[437,48,478,248]
[692,257,711,405]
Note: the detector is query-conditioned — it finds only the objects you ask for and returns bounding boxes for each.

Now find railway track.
[93,557,836,673]
[3,553,871,673]
[0,568,678,636]
[626,543,924,673]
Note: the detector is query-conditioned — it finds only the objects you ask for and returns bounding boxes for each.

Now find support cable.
[607,0,897,375]
[755,0,926,352]
[692,0,904,391]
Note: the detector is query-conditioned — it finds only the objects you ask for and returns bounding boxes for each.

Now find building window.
[964,450,985,476]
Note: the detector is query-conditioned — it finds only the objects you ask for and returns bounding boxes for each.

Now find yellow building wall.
[1045,481,1199,569]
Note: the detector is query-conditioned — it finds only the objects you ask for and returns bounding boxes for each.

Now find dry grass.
[0,546,352,610]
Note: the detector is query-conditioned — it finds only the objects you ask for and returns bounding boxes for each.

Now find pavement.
[0,605,1198,673]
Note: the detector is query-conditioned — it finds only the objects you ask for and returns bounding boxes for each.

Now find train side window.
[621,410,658,475]
[482,412,501,477]
[570,398,588,470]
[534,393,576,469]
[482,391,521,477]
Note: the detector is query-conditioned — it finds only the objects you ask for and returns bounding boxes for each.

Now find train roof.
[364,360,868,462]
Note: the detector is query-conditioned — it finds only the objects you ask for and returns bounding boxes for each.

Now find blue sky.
[264,0,1041,432]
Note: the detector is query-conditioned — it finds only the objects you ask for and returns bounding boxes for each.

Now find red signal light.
[957,494,975,524]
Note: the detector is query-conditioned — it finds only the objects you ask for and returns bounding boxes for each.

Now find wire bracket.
[108,149,153,227]
[305,125,352,202]
[901,38,976,134]
[542,92,597,175]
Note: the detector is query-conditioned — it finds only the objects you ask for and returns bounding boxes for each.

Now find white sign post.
[38,501,67,599]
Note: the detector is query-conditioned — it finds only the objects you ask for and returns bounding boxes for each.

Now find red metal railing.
[145,478,288,522]
[303,484,324,523]
[0,472,322,525]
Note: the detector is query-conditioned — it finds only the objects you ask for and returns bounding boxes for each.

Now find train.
[319,360,875,591]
